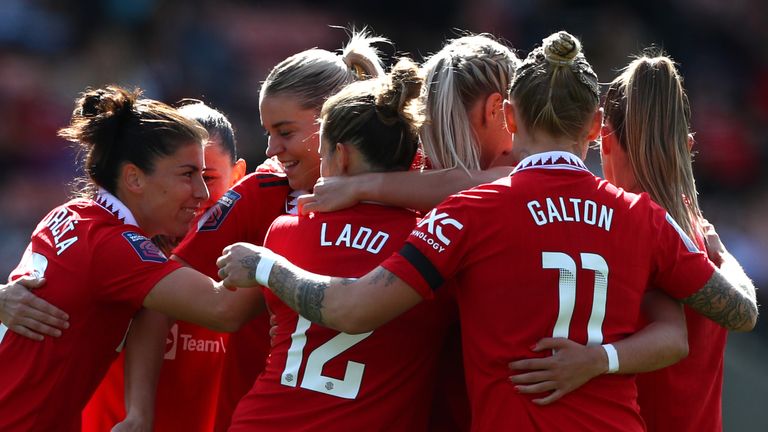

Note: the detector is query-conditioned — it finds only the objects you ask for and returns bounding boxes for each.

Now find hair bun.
[543,31,580,65]
[78,86,136,119]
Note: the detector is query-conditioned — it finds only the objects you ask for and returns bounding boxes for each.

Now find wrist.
[601,343,620,374]
[255,254,277,287]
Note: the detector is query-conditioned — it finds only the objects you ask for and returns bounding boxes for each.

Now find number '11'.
[542,252,609,346]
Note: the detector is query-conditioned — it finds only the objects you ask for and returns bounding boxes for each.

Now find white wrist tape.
[602,343,619,373]
[255,255,276,287]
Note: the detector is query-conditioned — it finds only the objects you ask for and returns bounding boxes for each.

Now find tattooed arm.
[681,252,757,332]
[217,242,423,334]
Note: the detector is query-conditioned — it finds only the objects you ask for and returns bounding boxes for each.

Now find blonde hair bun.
[543,31,581,65]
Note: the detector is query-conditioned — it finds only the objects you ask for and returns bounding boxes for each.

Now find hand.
[111,415,152,432]
[0,276,69,341]
[216,242,280,289]
[508,338,607,405]
[701,219,725,267]
[298,176,360,215]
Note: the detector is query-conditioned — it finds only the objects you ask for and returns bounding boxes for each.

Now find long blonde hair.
[603,53,702,239]
[420,34,519,171]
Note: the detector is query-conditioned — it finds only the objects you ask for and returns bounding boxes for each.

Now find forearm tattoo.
[268,263,355,326]
[681,271,757,330]
[239,255,259,282]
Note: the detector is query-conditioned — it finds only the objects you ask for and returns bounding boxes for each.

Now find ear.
[121,163,145,194]
[687,133,695,151]
[335,142,351,175]
[586,108,603,142]
[503,100,517,133]
[600,122,614,156]
[230,158,247,186]
[484,92,504,125]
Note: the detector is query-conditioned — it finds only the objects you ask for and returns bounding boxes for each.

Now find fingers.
[217,267,228,281]
[7,323,45,342]
[297,194,316,216]
[513,380,558,394]
[532,389,566,406]
[509,357,553,371]
[16,276,46,289]
[28,295,69,321]
[509,370,552,385]
[532,337,573,352]
[12,318,62,340]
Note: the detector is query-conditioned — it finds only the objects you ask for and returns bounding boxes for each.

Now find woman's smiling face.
[260,94,321,191]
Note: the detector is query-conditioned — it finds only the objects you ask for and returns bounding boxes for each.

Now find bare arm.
[508,290,688,405]
[217,243,422,334]
[678,220,757,331]
[681,255,757,332]
[299,166,513,214]
[112,308,173,432]
[142,267,265,332]
[0,276,69,340]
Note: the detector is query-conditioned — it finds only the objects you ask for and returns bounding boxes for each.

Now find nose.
[265,136,283,158]
[193,172,210,203]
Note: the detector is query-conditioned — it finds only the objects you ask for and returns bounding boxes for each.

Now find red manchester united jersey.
[228,203,455,432]
[174,166,292,431]
[0,190,181,432]
[381,151,718,432]
[636,231,728,432]
[83,164,293,432]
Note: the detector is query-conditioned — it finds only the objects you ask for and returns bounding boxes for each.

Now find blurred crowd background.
[0,0,766,429]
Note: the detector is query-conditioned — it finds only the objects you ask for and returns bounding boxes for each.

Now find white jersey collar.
[94,188,139,227]
[285,190,307,215]
[512,151,590,175]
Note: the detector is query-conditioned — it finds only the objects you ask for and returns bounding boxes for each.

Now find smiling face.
[260,94,322,191]
[130,142,209,238]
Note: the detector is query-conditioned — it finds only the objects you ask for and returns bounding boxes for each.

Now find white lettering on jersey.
[44,208,79,255]
[320,223,390,254]
[527,197,613,232]
[164,323,227,359]
[415,209,464,252]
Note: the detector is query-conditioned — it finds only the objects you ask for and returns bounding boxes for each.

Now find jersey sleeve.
[380,193,477,300]
[648,204,717,300]
[90,229,182,309]
[174,173,289,278]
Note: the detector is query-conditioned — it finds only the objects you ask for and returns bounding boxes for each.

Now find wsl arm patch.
[122,232,168,263]
[198,189,242,232]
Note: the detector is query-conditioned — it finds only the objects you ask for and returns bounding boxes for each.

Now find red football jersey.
[381,151,718,432]
[228,203,455,432]
[0,191,181,432]
[636,232,728,432]
[174,168,292,432]
[81,321,227,432]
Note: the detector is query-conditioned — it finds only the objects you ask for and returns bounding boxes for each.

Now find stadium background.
[0,0,765,429]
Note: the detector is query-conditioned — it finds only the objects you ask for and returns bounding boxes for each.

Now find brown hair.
[604,53,702,239]
[320,58,424,172]
[510,31,599,141]
[59,85,208,197]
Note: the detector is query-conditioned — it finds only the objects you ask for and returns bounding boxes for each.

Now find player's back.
[424,154,712,431]
[229,203,454,432]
